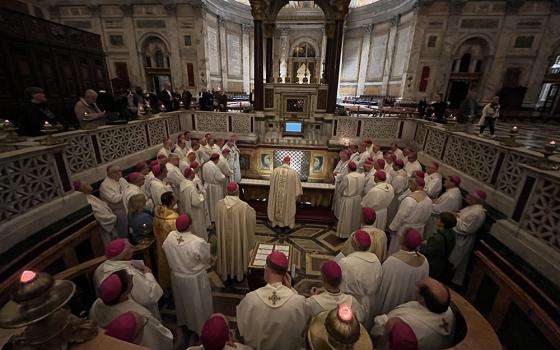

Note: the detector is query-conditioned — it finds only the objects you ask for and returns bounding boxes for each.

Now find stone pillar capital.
[241,23,253,33]
[331,0,351,21]
[364,24,373,33]
[249,0,267,21]
[278,27,290,37]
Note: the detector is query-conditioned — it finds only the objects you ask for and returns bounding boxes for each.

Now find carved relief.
[443,136,497,183]
[361,119,399,139]
[336,118,358,138]
[195,113,228,132]
[495,152,534,197]
[167,116,181,136]
[520,178,560,251]
[231,114,253,134]
[62,135,96,175]
[98,124,147,162]
[0,153,61,223]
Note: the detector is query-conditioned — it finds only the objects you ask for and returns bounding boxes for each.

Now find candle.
[20,270,36,283]
[338,306,353,322]
[44,121,50,126]
[512,126,518,131]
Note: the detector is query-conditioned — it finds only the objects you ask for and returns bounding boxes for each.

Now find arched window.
[155,50,165,68]
[459,53,471,72]
[292,42,315,58]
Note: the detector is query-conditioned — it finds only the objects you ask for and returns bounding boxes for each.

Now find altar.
[240,178,334,207]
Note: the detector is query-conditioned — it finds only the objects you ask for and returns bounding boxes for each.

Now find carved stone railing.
[330,116,404,144]
[188,111,257,136]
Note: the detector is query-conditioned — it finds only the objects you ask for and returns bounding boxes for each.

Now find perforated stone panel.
[196,113,228,132]
[231,114,252,134]
[62,134,96,174]
[424,129,447,159]
[443,136,497,183]
[336,119,358,138]
[361,119,399,139]
[496,152,534,197]
[148,119,167,146]
[273,149,310,181]
[167,115,181,135]
[98,124,147,162]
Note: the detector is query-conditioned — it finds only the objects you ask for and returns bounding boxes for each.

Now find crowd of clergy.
[71,133,488,350]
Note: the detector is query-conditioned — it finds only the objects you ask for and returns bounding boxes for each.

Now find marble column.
[382,15,399,96]
[265,23,275,83]
[320,27,327,82]
[217,16,228,90]
[357,24,373,96]
[326,20,344,113]
[195,3,211,90]
[241,24,252,93]
[323,23,335,84]
[253,20,264,110]
[279,28,289,83]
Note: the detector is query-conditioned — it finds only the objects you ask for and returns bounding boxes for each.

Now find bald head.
[416,277,450,314]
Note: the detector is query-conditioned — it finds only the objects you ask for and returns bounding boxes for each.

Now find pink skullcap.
[105,312,137,343]
[135,161,147,171]
[414,170,425,178]
[353,230,371,249]
[149,160,159,167]
[395,159,405,167]
[222,148,230,154]
[151,164,162,176]
[431,161,439,169]
[183,167,194,178]
[200,315,229,350]
[404,228,422,250]
[348,161,357,170]
[176,214,191,232]
[73,180,81,191]
[388,153,397,161]
[267,251,289,269]
[390,320,418,350]
[474,190,487,201]
[362,207,376,223]
[157,154,167,160]
[450,175,461,185]
[375,170,387,181]
[283,156,290,163]
[364,159,373,165]
[98,274,123,304]
[210,153,220,161]
[321,260,342,280]
[190,161,199,169]
[415,177,425,188]
[227,182,238,193]
[128,172,143,183]
[105,239,127,258]
[376,159,385,168]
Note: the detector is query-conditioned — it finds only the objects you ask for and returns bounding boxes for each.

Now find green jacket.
[420,228,456,281]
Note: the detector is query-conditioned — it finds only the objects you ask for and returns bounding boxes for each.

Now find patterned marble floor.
[464,119,560,149]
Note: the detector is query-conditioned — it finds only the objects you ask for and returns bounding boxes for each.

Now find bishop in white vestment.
[373,277,455,350]
[340,208,387,262]
[377,229,429,315]
[336,161,365,238]
[223,138,242,183]
[424,161,443,198]
[216,182,256,281]
[389,143,404,160]
[166,153,186,196]
[356,143,370,173]
[449,190,487,286]
[267,156,303,229]
[149,164,172,207]
[218,148,234,183]
[162,215,214,335]
[305,260,365,324]
[424,175,463,239]
[197,138,212,163]
[387,159,408,225]
[75,180,116,245]
[157,138,173,159]
[237,252,307,350]
[187,314,253,350]
[201,153,226,222]
[338,230,382,328]
[387,177,432,255]
[361,170,395,230]
[124,172,154,214]
[89,271,173,350]
[93,239,163,318]
[404,152,422,177]
[178,168,210,240]
[332,150,350,217]
[370,144,383,162]
[100,165,129,238]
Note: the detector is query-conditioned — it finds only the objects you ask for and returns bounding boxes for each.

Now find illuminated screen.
[285,121,302,133]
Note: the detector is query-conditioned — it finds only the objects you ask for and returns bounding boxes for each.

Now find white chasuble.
[336,172,365,238]
[86,194,116,245]
[237,282,307,350]
[149,178,172,207]
[267,164,303,228]
[100,177,129,238]
[404,160,422,177]
[332,160,349,216]
[424,187,463,239]
[305,291,365,324]
[123,183,154,214]
[215,196,256,281]
[387,191,432,255]
[93,260,163,319]
[89,298,173,350]
[340,225,388,263]
[162,230,213,335]
[178,179,210,240]
[201,161,226,222]
[361,182,395,230]
[376,251,429,315]
[424,172,442,198]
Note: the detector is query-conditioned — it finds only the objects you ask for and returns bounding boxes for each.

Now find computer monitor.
[284,121,303,134]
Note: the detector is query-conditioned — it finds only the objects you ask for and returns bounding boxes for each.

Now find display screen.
[285,121,302,133]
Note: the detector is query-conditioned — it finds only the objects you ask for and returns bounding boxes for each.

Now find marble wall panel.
[227,32,241,77]
[207,26,219,74]
[341,38,362,82]
[392,25,411,77]
[367,34,388,80]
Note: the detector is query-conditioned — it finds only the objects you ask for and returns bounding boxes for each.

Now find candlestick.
[536,140,559,171]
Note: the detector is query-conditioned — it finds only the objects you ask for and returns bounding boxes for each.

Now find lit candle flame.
[338,305,353,322]
[551,141,556,145]
[20,270,36,283]
[44,121,50,126]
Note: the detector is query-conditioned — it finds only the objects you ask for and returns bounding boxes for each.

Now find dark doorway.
[447,80,471,108]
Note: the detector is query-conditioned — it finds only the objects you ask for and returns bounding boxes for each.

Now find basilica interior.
[0,0,559,349]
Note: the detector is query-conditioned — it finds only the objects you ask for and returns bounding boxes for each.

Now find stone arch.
[289,37,321,58]
[451,33,495,57]
[137,32,172,54]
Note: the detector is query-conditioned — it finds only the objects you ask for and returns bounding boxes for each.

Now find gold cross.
[176,235,184,244]
[439,318,449,333]
[268,291,281,305]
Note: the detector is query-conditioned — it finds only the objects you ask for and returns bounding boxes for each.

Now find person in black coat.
[159,81,180,111]
[19,87,62,137]
[182,90,192,110]
[431,94,448,123]
[199,89,214,111]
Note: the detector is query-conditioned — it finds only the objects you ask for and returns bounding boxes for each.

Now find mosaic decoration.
[361,119,399,139]
[273,149,310,181]
[443,135,497,183]
[520,178,560,252]
[98,124,147,162]
[61,134,96,174]
[0,153,61,222]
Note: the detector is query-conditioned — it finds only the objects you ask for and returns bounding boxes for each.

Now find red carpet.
[246,200,337,225]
